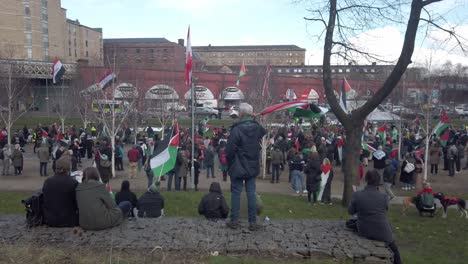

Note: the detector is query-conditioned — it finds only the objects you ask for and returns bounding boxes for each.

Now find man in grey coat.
[226,103,266,231]
[447,143,458,176]
[37,142,50,176]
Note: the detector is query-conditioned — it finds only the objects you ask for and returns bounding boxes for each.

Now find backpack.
[403,162,415,173]
[21,191,44,228]
[220,149,227,165]
[100,153,111,168]
[420,192,435,208]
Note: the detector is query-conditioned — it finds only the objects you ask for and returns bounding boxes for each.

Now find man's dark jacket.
[226,118,266,179]
[42,174,79,227]
[198,182,229,219]
[137,190,164,218]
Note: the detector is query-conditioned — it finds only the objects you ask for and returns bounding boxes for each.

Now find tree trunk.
[342,120,364,206]
[61,118,65,134]
[261,136,267,180]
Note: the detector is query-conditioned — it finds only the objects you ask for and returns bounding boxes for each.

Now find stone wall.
[0,215,392,263]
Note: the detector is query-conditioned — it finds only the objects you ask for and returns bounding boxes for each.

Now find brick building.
[103,38,186,71]
[0,0,102,64]
[193,45,306,67]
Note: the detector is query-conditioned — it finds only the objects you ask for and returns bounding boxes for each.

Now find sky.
[62,0,468,67]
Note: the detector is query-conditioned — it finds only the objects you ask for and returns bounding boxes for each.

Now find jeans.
[145,169,154,188]
[383,182,395,199]
[448,158,455,176]
[118,201,132,217]
[455,156,461,172]
[166,171,175,191]
[230,176,257,224]
[430,164,438,175]
[271,164,280,183]
[40,162,48,176]
[115,157,123,170]
[206,165,214,178]
[175,174,182,191]
[291,170,305,192]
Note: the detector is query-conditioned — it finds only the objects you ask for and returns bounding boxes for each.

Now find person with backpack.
[218,143,228,182]
[400,153,415,190]
[414,182,436,216]
[42,155,79,227]
[348,170,402,264]
[137,182,165,218]
[198,182,229,220]
[115,180,138,217]
[97,140,113,183]
[76,167,131,230]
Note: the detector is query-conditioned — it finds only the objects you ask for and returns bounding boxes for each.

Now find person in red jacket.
[127,146,140,179]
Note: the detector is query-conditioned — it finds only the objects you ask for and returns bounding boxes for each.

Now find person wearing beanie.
[137,182,165,218]
[42,155,79,227]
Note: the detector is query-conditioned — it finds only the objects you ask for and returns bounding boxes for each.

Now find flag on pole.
[431,109,450,137]
[236,61,246,86]
[150,123,180,181]
[97,70,116,90]
[57,132,63,141]
[377,123,387,145]
[439,130,450,147]
[185,26,193,87]
[362,142,376,152]
[339,77,352,113]
[262,63,271,97]
[52,57,65,84]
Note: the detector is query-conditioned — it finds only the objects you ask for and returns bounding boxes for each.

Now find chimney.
[178,39,184,46]
[372,62,377,66]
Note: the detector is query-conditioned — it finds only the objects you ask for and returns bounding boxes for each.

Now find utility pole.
[190,78,195,189]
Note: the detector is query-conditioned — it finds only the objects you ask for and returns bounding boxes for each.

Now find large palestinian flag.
[431,109,450,137]
[150,123,179,181]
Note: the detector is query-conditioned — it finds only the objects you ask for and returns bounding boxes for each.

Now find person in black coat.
[115,180,138,217]
[198,182,229,220]
[137,184,164,218]
[41,155,79,227]
[348,170,401,264]
[304,151,322,204]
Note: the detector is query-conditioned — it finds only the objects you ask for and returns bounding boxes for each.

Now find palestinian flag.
[150,123,179,181]
[431,109,450,137]
[377,123,387,145]
[339,77,352,113]
[52,57,65,84]
[439,130,450,147]
[362,142,376,152]
[203,124,211,133]
[236,61,246,86]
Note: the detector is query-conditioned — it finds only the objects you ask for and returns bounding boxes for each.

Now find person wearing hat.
[348,170,402,264]
[137,182,165,218]
[42,155,79,227]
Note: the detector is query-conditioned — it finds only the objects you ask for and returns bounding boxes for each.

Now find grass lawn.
[1,191,467,264]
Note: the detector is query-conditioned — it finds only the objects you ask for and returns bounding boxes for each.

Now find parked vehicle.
[190,106,219,119]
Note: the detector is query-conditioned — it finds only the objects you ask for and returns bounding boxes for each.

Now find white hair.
[239,103,253,116]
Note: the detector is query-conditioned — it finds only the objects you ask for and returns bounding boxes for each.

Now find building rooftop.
[193,45,306,51]
[103,38,171,44]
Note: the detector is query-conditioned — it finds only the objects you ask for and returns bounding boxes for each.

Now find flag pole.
[190,78,195,190]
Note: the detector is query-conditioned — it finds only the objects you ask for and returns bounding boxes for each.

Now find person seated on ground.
[137,182,165,218]
[76,167,131,230]
[414,182,436,216]
[198,182,229,220]
[42,155,79,227]
[348,170,402,264]
[115,180,138,217]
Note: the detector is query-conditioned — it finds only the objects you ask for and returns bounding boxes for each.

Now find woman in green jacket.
[76,167,131,230]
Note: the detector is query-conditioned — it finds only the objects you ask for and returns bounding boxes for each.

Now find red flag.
[57,132,63,141]
[295,138,300,152]
[185,26,192,87]
[41,129,48,138]
[343,77,352,92]
[441,108,450,123]
[391,148,398,159]
[415,148,424,159]
[262,63,271,97]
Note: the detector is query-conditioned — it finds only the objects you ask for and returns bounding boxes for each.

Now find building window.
[86,51,88,57]
[25,6,30,16]
[338,69,343,73]
[25,17,31,31]
[25,33,32,46]
[123,49,127,52]
[363,69,368,73]
[43,47,49,60]
[69,48,71,56]
[42,0,47,7]
[136,48,140,54]
[346,68,351,73]
[371,69,375,73]
[68,39,71,45]
[314,69,318,73]
[26,47,32,59]
[85,40,88,47]
[75,50,77,57]
[278,69,282,73]
[74,38,76,46]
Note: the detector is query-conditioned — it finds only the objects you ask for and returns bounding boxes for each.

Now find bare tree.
[0,45,33,151]
[302,0,467,205]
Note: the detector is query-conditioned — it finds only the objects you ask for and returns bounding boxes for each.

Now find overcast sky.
[62,0,468,66]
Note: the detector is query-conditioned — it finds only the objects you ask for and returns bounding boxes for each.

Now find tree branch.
[422,0,442,7]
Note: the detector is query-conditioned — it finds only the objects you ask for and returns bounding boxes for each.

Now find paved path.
[0,215,393,263]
